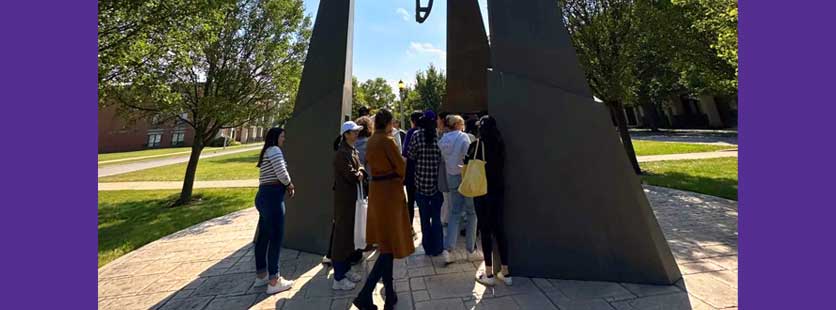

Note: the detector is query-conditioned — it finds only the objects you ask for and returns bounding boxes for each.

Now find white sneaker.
[254,275,269,286]
[475,271,496,286]
[322,256,332,265]
[332,278,357,290]
[266,277,294,294]
[498,273,513,286]
[467,251,484,262]
[442,250,453,264]
[345,271,363,283]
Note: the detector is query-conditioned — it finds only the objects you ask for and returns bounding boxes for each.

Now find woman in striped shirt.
[253,127,295,295]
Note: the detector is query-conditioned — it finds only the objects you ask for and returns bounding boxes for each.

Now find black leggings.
[357,253,395,301]
[474,192,509,267]
[405,181,416,225]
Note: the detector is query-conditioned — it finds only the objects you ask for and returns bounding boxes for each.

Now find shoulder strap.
[481,140,486,161]
[472,138,485,161]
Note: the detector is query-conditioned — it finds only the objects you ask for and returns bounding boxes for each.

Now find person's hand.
[287,183,296,198]
[357,172,364,182]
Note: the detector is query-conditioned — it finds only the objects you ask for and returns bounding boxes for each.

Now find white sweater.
[259,146,292,185]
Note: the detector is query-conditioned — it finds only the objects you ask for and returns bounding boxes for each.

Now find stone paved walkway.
[98,146,261,178]
[98,185,737,310]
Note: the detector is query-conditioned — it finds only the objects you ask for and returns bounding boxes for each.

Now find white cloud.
[396,8,409,21]
[409,42,446,61]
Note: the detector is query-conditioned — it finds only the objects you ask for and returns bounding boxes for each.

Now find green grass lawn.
[632,140,734,156]
[641,157,738,200]
[99,147,195,162]
[99,150,261,182]
[98,188,257,267]
[98,143,256,166]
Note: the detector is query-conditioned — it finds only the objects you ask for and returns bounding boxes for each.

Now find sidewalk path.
[637,150,737,163]
[98,185,737,310]
[98,179,259,191]
[97,150,739,191]
[98,146,261,178]
[99,145,256,165]
[630,130,738,146]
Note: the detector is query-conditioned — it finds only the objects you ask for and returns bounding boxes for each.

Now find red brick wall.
[98,106,195,153]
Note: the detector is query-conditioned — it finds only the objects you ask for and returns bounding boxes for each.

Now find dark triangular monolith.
[485,0,681,284]
[282,0,354,255]
[444,0,490,114]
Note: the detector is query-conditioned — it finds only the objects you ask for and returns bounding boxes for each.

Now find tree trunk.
[607,100,642,175]
[173,133,205,206]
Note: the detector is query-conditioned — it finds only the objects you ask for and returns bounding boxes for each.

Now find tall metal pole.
[399,87,405,128]
[398,80,406,129]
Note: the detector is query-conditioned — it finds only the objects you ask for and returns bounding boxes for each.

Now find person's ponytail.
[333,134,343,151]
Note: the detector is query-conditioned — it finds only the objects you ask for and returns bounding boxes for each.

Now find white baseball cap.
[340,121,363,135]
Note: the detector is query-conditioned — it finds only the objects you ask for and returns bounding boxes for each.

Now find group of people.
[251,106,512,310]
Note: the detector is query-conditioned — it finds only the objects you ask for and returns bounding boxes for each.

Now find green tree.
[411,64,446,112]
[101,0,312,205]
[561,0,642,174]
[672,0,737,91]
[359,77,396,111]
[98,0,219,106]
[351,76,368,118]
[631,0,688,131]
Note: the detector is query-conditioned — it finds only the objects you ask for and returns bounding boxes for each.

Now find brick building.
[99,105,269,153]
[621,94,738,129]
[217,126,266,145]
[98,106,196,153]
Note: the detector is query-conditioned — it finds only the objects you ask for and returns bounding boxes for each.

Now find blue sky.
[302,0,489,92]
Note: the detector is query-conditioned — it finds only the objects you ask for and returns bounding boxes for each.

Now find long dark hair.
[465,117,478,136]
[409,111,423,127]
[478,115,504,156]
[333,134,342,151]
[420,113,437,144]
[257,127,284,168]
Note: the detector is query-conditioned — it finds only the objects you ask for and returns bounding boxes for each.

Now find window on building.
[171,131,185,146]
[147,133,162,148]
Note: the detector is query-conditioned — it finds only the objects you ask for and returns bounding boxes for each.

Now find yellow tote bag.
[459,140,488,197]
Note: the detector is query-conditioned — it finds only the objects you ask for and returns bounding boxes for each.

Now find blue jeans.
[254,184,286,279]
[445,174,477,252]
[416,191,444,255]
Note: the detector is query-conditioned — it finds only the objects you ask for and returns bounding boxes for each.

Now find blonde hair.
[445,115,465,130]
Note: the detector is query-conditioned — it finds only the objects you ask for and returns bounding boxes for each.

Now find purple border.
[1,0,835,308]
[739,0,836,309]
[0,0,97,308]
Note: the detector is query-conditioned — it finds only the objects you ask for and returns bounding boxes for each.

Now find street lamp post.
[397,80,406,129]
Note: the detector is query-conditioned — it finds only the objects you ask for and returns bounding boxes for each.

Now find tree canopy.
[410,64,446,113]
[672,0,738,93]
[359,77,397,112]
[99,0,312,205]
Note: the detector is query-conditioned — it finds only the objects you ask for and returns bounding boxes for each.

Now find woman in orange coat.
[353,109,415,310]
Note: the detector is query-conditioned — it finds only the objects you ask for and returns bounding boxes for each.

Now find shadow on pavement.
[149,244,324,310]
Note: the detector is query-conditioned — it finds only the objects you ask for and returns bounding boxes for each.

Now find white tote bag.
[353,184,368,250]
